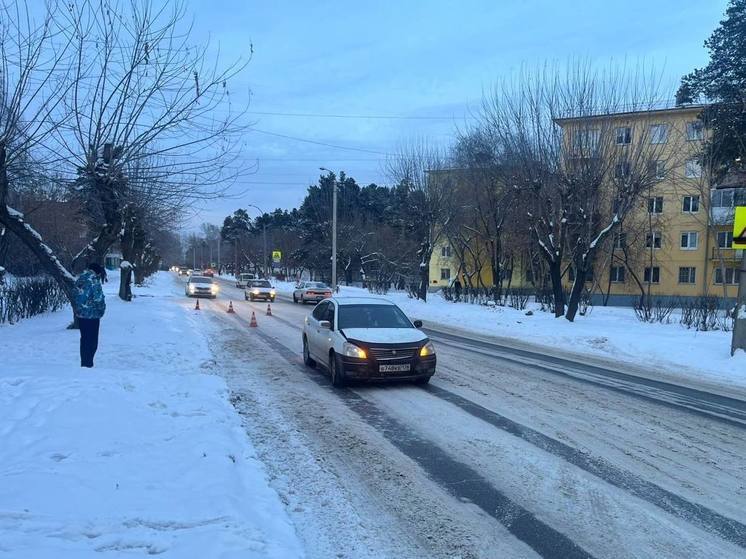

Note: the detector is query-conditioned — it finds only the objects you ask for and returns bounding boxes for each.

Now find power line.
[250,128,393,156]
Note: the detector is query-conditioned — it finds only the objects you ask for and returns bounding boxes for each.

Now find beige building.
[429,104,743,304]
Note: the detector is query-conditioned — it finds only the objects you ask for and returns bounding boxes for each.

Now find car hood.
[341,328,427,345]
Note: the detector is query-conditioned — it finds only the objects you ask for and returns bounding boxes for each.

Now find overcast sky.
[187,0,727,229]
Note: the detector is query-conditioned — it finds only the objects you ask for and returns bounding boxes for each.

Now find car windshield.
[251,280,271,287]
[338,304,413,330]
[190,277,212,284]
[306,282,327,289]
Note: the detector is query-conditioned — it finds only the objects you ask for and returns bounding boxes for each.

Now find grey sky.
[188,0,727,228]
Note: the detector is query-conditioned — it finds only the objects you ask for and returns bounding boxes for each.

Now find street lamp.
[319,167,337,291]
[247,204,268,278]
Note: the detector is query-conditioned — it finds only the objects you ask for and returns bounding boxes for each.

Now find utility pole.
[262,222,268,279]
[320,167,337,291]
[217,236,221,273]
[732,252,746,355]
[731,206,746,355]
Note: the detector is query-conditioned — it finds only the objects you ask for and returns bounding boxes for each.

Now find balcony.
[711,207,735,225]
[711,247,744,260]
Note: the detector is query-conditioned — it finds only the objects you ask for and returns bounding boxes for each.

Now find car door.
[318,302,337,367]
[294,282,304,299]
[308,301,328,358]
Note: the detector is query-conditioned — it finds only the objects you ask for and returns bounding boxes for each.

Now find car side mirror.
[413,319,423,328]
[319,320,331,329]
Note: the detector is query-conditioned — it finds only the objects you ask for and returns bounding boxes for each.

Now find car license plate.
[379,364,411,373]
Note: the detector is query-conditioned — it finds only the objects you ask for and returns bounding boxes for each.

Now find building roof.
[554,103,707,125]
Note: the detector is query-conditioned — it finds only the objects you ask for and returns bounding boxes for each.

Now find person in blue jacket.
[75,262,106,367]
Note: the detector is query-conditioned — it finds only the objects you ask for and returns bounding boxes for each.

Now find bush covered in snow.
[0,276,69,324]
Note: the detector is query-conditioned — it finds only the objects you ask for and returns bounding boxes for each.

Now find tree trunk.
[119,264,133,301]
[548,261,565,317]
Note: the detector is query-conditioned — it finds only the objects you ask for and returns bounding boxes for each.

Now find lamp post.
[320,167,337,291]
[247,204,267,278]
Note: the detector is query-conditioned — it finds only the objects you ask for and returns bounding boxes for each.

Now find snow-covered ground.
[273,281,746,393]
[0,272,302,558]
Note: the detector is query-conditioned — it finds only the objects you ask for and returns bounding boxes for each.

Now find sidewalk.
[0,272,303,558]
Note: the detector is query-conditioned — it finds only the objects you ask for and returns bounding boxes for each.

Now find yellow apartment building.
[429,104,743,304]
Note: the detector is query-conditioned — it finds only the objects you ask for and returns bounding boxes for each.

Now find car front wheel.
[303,337,316,368]
[329,352,346,388]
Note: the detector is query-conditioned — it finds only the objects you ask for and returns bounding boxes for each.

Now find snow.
[272,281,746,394]
[341,327,428,344]
[0,272,303,558]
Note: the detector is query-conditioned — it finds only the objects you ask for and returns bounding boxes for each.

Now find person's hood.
[341,328,427,345]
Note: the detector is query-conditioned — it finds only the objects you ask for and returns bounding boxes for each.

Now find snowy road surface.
[186,275,746,558]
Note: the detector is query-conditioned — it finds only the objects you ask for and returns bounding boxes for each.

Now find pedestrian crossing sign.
[735,207,746,249]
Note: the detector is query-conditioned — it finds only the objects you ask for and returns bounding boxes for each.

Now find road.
[179,275,746,559]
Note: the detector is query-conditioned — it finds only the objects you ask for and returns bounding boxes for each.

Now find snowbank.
[0,273,303,558]
[273,281,746,394]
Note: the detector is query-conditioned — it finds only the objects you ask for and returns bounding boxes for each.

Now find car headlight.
[251,289,260,294]
[419,341,436,357]
[188,284,195,293]
[211,285,218,294]
[270,289,276,295]
[343,342,367,359]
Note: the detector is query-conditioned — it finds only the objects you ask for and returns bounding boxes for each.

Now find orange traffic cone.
[194,299,200,310]
[266,303,272,316]
[227,301,235,313]
[249,311,258,327]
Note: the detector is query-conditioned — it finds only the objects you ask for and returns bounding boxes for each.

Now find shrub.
[0,276,69,324]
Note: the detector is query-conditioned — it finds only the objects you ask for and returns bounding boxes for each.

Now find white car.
[245,279,276,302]
[235,272,256,288]
[185,275,218,298]
[302,297,436,387]
[293,281,332,304]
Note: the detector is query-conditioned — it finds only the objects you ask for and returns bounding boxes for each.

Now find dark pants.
[79,318,100,368]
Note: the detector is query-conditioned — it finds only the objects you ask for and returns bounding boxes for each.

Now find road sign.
[272,250,282,263]
[734,207,746,249]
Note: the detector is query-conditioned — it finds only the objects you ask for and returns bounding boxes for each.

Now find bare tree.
[0,1,80,311]
[480,63,673,320]
[387,139,455,301]
[51,0,249,272]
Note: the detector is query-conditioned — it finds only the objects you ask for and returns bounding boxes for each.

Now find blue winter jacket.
[74,270,106,319]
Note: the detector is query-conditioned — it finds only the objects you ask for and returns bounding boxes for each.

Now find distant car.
[302,297,435,387]
[235,272,256,288]
[293,281,332,304]
[202,268,215,277]
[245,279,276,302]
[185,275,218,298]
[178,266,189,276]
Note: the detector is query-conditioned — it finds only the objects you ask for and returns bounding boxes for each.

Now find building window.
[610,266,626,283]
[685,159,702,178]
[441,245,452,257]
[652,160,666,180]
[646,231,662,249]
[686,121,704,141]
[440,268,451,281]
[682,195,700,213]
[614,161,631,179]
[644,266,660,284]
[714,267,740,285]
[613,233,627,249]
[650,124,669,144]
[648,196,664,214]
[717,231,733,248]
[572,127,600,156]
[680,231,699,250]
[616,126,632,145]
[711,188,735,208]
[678,267,696,284]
